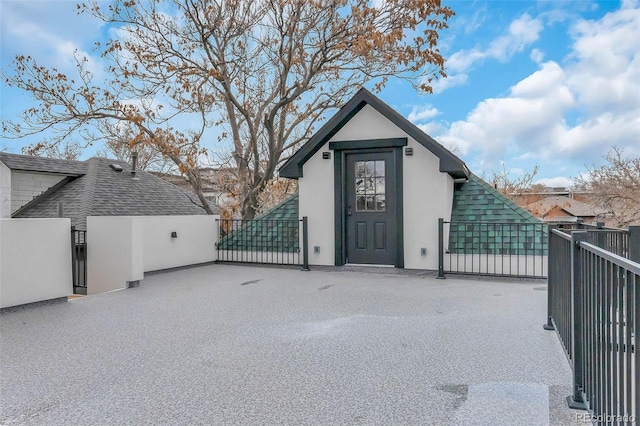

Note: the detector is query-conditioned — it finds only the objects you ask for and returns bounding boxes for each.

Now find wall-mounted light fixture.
[171,232,178,238]
[405,147,413,156]
[322,152,331,160]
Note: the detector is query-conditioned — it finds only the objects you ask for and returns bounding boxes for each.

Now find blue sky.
[1,0,639,187]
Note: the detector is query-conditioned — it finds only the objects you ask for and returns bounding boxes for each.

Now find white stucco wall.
[0,162,11,218]
[298,151,335,265]
[87,215,218,295]
[0,218,72,308]
[298,104,455,269]
[142,215,217,272]
[11,171,66,213]
[402,137,454,270]
[87,216,144,295]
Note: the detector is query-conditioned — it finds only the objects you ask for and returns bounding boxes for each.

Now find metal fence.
[71,227,87,295]
[438,219,548,278]
[546,228,639,422]
[216,217,308,269]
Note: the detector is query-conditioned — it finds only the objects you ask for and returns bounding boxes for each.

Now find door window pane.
[354,160,386,212]
[366,195,375,211]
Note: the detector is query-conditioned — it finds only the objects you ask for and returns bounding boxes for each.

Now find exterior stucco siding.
[11,171,65,213]
[299,104,454,269]
[402,137,454,270]
[299,149,335,266]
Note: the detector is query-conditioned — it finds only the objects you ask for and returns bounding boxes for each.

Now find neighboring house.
[272,88,542,270]
[0,153,213,230]
[524,195,604,224]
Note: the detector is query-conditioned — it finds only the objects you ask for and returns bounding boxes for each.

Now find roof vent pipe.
[131,151,138,178]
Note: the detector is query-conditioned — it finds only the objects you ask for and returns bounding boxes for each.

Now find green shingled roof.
[217,194,300,252]
[448,174,547,255]
[450,174,540,223]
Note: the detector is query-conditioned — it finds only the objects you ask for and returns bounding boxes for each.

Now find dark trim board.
[329,138,407,151]
[333,145,404,268]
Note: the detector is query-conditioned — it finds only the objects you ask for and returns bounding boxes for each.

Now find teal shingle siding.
[449,174,547,255]
[219,173,548,256]
[217,194,300,252]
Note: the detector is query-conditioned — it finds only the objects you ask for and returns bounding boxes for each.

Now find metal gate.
[71,227,87,294]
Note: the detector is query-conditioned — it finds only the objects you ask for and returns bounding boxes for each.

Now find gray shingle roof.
[0,152,87,175]
[11,155,215,230]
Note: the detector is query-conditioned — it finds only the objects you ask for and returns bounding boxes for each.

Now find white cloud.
[530,48,545,63]
[431,74,468,94]
[438,13,544,93]
[0,1,105,77]
[429,3,640,171]
[566,3,640,115]
[416,121,447,137]
[433,61,574,163]
[407,105,439,123]
[447,13,543,73]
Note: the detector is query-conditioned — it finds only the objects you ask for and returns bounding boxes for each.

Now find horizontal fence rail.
[546,226,639,423]
[71,227,87,294]
[438,219,548,278]
[216,217,308,269]
[558,227,631,259]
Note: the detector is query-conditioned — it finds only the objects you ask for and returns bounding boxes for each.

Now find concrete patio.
[1,264,583,425]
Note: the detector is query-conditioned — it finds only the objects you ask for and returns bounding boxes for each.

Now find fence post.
[301,216,309,271]
[567,231,588,410]
[437,218,445,279]
[629,225,640,264]
[543,225,556,330]
[70,226,77,289]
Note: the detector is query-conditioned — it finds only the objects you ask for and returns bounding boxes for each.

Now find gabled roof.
[9,155,213,230]
[279,88,469,179]
[0,152,86,175]
[524,196,602,218]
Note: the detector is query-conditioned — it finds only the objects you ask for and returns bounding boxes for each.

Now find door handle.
[347,206,353,216]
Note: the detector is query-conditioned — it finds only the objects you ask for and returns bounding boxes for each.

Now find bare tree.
[485,164,540,200]
[2,0,454,218]
[96,126,176,174]
[27,140,82,161]
[576,147,640,227]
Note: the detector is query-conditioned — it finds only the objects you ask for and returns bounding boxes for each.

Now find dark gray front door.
[345,151,397,265]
